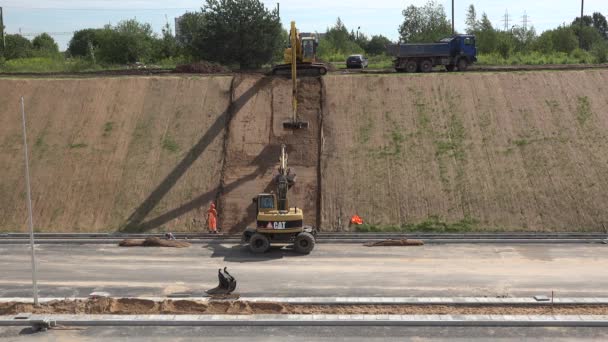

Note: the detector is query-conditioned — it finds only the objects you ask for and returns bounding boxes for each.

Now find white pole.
[20,96,39,306]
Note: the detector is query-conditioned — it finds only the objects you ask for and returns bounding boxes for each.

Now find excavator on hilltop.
[241,144,316,254]
[272,21,328,77]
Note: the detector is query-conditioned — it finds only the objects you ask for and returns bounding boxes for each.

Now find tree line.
[1,0,607,69]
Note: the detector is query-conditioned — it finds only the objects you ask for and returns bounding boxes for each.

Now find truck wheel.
[457,59,468,71]
[445,65,455,72]
[294,232,315,254]
[405,60,418,73]
[420,60,433,73]
[249,233,270,253]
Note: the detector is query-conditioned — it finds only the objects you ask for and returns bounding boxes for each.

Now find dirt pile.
[174,62,230,74]
[364,239,424,247]
[321,70,608,231]
[118,237,191,248]
[2,299,607,315]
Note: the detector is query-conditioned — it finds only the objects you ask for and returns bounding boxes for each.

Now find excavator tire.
[294,232,315,254]
[249,233,270,253]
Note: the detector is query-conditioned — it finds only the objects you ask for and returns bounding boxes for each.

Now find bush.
[592,42,608,63]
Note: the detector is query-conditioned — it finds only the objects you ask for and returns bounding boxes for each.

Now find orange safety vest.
[207,208,217,230]
[350,215,363,225]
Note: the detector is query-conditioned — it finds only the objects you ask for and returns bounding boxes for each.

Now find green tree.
[592,12,608,39]
[95,20,156,64]
[3,34,33,59]
[550,26,578,53]
[465,4,478,34]
[365,35,391,55]
[398,0,451,43]
[181,0,282,69]
[68,29,102,58]
[317,18,365,59]
[153,22,178,60]
[32,33,59,56]
[475,13,497,54]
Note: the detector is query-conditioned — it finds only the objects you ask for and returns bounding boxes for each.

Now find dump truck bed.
[386,43,451,58]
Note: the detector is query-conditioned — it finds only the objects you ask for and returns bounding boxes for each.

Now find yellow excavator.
[241,144,316,254]
[272,21,328,77]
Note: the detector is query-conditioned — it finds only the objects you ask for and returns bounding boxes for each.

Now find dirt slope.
[0,76,232,232]
[2,70,608,232]
[321,70,608,231]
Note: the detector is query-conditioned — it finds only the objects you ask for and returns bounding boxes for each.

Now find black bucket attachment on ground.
[206,267,237,296]
[283,120,309,129]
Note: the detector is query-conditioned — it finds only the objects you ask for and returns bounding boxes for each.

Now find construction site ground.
[1,243,607,298]
[2,299,608,316]
[2,69,608,233]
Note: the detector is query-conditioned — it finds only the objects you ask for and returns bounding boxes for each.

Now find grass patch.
[68,143,87,149]
[0,57,104,73]
[355,216,479,233]
[161,136,180,153]
[576,96,592,125]
[103,122,115,137]
[477,51,595,65]
[514,139,529,147]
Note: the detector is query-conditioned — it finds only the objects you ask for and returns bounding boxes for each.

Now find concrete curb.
[1,314,608,327]
[2,297,608,305]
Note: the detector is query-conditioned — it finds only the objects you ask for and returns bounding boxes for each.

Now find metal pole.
[0,7,5,51]
[20,96,39,307]
[580,0,584,48]
[452,0,455,34]
[276,2,279,18]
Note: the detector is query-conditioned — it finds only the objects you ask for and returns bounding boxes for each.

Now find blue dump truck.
[386,34,477,73]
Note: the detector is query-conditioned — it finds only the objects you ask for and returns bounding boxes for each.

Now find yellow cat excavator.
[241,144,316,254]
[272,21,328,77]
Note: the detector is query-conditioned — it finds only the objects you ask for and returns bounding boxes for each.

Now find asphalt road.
[1,243,607,298]
[2,326,608,341]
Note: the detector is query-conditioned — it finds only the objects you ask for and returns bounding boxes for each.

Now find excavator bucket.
[206,267,237,296]
[283,120,309,129]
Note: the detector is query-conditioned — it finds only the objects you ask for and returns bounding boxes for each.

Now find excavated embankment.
[2,70,608,232]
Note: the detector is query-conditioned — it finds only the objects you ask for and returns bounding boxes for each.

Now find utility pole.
[276,2,280,18]
[20,97,39,307]
[580,0,584,48]
[451,0,455,34]
[521,11,529,31]
[0,6,5,51]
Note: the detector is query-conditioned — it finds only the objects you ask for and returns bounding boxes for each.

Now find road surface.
[1,243,607,298]
[2,326,608,341]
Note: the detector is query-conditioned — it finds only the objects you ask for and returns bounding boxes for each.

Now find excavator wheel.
[294,232,315,254]
[249,233,270,253]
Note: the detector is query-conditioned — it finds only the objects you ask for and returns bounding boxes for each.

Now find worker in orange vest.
[207,203,218,234]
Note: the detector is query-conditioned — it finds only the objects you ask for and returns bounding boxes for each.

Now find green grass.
[355,216,479,233]
[514,139,529,147]
[576,96,592,125]
[0,57,104,73]
[161,136,180,153]
[477,50,595,66]
[68,143,87,149]
[103,122,115,137]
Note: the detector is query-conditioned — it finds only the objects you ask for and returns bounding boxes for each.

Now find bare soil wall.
[321,70,608,231]
[0,76,232,232]
[3,70,608,233]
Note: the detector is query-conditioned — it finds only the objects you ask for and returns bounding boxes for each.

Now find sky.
[1,0,607,50]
